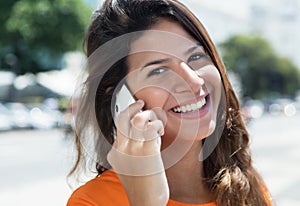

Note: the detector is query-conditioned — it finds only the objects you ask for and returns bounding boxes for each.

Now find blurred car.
[5,102,33,130]
[27,104,63,129]
[0,103,13,131]
[243,99,265,119]
[294,101,300,112]
[267,98,297,116]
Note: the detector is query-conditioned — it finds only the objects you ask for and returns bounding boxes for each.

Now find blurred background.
[0,0,299,205]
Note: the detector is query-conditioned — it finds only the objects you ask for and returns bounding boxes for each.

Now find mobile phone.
[114,84,136,121]
[114,84,161,143]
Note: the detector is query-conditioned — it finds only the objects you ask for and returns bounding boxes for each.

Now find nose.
[173,62,204,94]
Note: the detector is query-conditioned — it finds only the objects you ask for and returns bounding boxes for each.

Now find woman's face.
[125,19,222,147]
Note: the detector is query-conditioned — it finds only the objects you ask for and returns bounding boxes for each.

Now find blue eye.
[188,53,206,62]
[147,67,166,77]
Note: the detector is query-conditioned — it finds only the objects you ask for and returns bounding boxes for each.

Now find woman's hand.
[107,100,169,206]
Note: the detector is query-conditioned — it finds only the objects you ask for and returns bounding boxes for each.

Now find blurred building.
[181,0,300,69]
[0,52,84,103]
[0,72,64,103]
[84,0,300,69]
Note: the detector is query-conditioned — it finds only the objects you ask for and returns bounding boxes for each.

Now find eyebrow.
[140,43,203,71]
[141,58,170,71]
[184,43,202,55]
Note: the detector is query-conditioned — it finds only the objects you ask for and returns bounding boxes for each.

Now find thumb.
[151,107,167,131]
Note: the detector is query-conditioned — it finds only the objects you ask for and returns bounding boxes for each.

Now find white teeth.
[172,97,207,113]
[186,105,191,112]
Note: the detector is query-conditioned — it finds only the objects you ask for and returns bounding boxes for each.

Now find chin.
[187,121,216,141]
[168,119,217,142]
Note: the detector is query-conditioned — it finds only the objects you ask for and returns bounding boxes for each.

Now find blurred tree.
[220,35,300,99]
[0,0,91,75]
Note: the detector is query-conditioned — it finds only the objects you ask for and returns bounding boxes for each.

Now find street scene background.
[1,0,300,206]
[0,113,299,206]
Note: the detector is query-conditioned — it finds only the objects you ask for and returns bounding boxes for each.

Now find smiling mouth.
[171,95,208,113]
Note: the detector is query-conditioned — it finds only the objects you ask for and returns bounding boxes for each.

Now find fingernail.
[137,99,144,105]
[159,130,164,136]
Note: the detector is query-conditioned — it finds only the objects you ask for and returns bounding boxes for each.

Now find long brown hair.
[70,0,271,205]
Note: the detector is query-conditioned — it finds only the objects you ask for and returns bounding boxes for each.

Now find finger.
[131,110,158,130]
[118,99,144,122]
[117,100,144,136]
[144,120,164,140]
[130,119,164,141]
[151,107,167,127]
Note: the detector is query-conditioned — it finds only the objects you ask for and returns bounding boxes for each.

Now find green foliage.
[0,0,92,75]
[219,35,300,99]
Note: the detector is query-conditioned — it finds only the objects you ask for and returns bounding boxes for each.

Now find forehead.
[127,19,201,69]
[130,19,198,53]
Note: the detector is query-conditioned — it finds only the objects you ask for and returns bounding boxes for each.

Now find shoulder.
[67,170,129,206]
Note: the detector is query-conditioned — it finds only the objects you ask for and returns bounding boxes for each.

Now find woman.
[67,0,272,205]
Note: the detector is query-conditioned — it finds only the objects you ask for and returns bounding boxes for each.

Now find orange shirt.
[67,170,216,206]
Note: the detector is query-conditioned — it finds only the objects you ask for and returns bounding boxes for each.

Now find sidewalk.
[0,176,71,206]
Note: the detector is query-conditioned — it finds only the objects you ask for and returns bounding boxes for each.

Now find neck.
[164,141,213,204]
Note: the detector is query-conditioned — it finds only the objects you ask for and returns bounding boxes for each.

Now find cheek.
[134,88,169,109]
[203,70,222,106]
[206,70,221,90]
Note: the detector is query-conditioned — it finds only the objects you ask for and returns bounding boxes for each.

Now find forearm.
[108,102,169,205]
[119,173,169,206]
